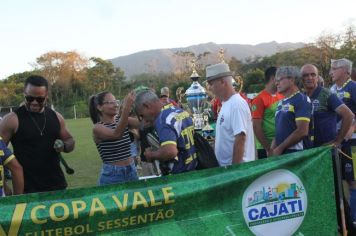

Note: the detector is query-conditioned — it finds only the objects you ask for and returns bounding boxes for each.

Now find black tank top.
[11,106,66,193]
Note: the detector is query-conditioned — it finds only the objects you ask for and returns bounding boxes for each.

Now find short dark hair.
[25,75,49,89]
[264,67,277,83]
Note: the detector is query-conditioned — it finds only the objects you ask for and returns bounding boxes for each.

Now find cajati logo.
[242,169,307,236]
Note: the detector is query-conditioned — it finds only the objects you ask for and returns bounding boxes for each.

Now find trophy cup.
[185,60,207,131]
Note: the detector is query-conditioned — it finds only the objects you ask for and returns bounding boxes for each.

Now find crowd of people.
[0,58,356,231]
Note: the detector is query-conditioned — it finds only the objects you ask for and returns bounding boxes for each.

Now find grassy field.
[62,118,102,189]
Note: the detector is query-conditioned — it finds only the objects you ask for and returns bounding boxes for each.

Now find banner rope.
[337,148,353,160]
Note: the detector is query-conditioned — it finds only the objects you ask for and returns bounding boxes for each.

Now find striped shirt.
[96,116,131,164]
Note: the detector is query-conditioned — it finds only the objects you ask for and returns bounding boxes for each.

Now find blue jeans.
[98,162,138,186]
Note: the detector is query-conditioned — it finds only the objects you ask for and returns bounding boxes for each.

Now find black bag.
[194,132,219,169]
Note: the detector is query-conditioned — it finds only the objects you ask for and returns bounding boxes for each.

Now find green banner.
[0,147,337,236]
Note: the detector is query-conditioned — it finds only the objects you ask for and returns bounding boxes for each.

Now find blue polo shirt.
[0,137,16,197]
[275,92,312,152]
[308,86,343,147]
[331,78,356,139]
[155,104,197,174]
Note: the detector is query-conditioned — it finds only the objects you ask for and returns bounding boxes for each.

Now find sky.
[1,0,355,79]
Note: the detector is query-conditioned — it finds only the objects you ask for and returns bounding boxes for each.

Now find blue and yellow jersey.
[308,86,343,147]
[331,78,356,139]
[155,104,197,173]
[0,137,15,197]
[275,92,312,151]
[331,78,356,115]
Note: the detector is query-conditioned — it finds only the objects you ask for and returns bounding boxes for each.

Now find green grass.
[62,118,102,189]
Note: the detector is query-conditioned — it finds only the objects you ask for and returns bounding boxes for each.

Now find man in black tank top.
[0,75,75,193]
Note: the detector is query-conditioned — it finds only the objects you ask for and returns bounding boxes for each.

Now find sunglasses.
[25,95,46,103]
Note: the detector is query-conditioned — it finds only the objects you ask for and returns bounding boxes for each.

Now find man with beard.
[0,75,75,193]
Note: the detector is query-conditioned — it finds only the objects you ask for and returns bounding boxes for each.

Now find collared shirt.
[331,78,356,139]
[308,86,343,147]
[275,91,312,151]
[155,104,197,173]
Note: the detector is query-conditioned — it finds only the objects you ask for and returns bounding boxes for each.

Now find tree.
[242,69,264,93]
[338,25,356,63]
[87,57,126,97]
[34,51,89,105]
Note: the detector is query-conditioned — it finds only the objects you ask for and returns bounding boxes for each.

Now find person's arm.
[144,144,178,162]
[5,158,24,195]
[251,95,270,151]
[334,104,354,145]
[93,92,135,141]
[269,138,276,156]
[232,132,246,164]
[253,119,270,152]
[56,112,75,153]
[0,112,18,145]
[272,120,309,156]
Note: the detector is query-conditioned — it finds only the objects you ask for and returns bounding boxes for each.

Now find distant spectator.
[159,87,178,106]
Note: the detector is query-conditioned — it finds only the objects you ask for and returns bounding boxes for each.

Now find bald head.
[301,64,319,75]
[301,64,319,92]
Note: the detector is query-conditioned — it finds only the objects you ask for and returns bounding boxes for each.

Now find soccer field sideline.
[63,118,102,189]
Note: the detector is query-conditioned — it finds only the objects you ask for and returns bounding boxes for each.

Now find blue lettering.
[248,208,259,221]
[269,204,278,217]
[298,199,303,211]
[259,207,269,219]
[278,203,289,215]
[287,200,297,213]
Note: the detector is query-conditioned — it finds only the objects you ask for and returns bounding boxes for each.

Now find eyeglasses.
[102,100,119,105]
[302,72,317,78]
[25,95,46,103]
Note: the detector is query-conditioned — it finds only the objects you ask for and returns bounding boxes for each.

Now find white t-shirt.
[215,93,255,166]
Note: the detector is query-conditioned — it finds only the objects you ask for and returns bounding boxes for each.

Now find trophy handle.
[234,75,244,93]
[175,87,185,104]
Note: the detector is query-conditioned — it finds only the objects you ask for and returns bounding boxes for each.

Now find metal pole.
[334,147,348,236]
[73,105,77,120]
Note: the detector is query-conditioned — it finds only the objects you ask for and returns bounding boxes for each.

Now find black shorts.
[340,139,356,181]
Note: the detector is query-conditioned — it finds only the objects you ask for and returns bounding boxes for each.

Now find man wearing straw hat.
[206,62,255,166]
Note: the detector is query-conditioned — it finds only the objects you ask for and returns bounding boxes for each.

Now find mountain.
[109,41,304,79]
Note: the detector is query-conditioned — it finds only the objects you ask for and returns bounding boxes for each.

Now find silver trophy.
[185,62,208,131]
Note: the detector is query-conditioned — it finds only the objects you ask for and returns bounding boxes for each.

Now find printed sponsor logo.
[242,169,307,236]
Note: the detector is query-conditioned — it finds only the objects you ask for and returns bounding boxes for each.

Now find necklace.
[28,109,47,136]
